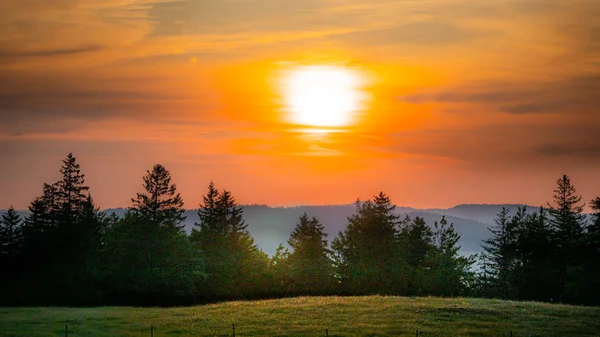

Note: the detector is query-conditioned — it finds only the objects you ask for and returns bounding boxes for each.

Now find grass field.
[1,296,599,336]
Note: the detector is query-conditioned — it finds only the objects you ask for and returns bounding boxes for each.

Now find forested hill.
[4,204,534,256]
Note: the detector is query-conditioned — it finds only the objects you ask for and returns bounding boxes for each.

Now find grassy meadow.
[1,296,599,336]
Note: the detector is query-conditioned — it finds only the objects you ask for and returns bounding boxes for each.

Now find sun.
[281,65,365,128]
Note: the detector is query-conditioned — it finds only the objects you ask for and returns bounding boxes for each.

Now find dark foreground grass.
[1,296,599,336]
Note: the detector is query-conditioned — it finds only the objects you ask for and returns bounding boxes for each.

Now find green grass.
[1,296,599,336]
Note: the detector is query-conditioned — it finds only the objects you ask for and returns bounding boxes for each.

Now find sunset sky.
[1,0,599,210]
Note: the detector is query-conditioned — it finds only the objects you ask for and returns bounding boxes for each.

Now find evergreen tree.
[565,197,600,305]
[513,207,554,301]
[103,213,203,305]
[16,154,105,305]
[23,183,59,240]
[191,183,266,299]
[402,216,433,268]
[0,206,23,258]
[287,213,333,295]
[546,175,585,302]
[104,165,201,305]
[55,153,89,226]
[589,197,600,256]
[547,175,585,250]
[75,195,108,303]
[130,164,185,231]
[195,181,221,233]
[587,197,600,303]
[481,207,518,299]
[399,216,434,295]
[427,216,476,297]
[0,206,24,304]
[269,243,291,296]
[332,192,400,295]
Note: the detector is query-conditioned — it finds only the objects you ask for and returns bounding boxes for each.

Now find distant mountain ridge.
[4,203,543,256]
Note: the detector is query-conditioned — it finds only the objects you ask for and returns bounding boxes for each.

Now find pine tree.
[191,183,265,299]
[77,195,107,302]
[402,216,433,268]
[0,206,24,305]
[269,243,291,295]
[104,166,201,305]
[589,197,600,256]
[586,197,600,303]
[398,216,434,296]
[481,207,518,299]
[103,213,203,305]
[23,183,59,237]
[427,216,475,296]
[55,153,89,226]
[15,154,106,305]
[0,206,23,258]
[547,175,585,248]
[332,192,400,295]
[513,207,554,301]
[287,213,332,295]
[196,181,221,233]
[565,197,600,305]
[546,175,585,302]
[130,164,185,232]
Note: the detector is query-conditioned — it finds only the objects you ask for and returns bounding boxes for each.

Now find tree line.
[0,153,598,306]
[475,175,600,305]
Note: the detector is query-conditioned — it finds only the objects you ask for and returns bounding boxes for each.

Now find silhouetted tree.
[0,206,23,258]
[191,182,268,299]
[14,154,106,304]
[511,207,555,301]
[481,207,518,299]
[332,192,400,295]
[103,213,203,305]
[286,213,333,295]
[130,164,185,232]
[55,153,89,227]
[399,216,434,295]
[565,197,600,304]
[104,165,202,305]
[547,175,585,302]
[427,216,476,296]
[0,206,24,304]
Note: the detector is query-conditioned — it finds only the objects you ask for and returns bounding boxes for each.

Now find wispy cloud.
[399,75,600,115]
[0,45,104,60]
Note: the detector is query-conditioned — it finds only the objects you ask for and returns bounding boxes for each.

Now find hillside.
[3,203,535,256]
[103,204,523,255]
[1,296,598,336]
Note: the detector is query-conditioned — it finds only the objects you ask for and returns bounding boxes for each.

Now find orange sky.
[1,0,599,210]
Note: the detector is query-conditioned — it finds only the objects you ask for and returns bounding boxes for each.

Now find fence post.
[65,324,68,337]
[232,323,236,337]
[151,326,154,337]
[510,331,513,337]
[326,329,329,336]
[416,329,419,337]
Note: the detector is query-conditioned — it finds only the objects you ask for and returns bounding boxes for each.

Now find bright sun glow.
[281,65,365,127]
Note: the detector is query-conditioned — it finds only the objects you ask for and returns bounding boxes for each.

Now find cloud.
[400,75,600,115]
[147,0,327,36]
[0,45,104,62]
[327,21,488,47]
[382,121,600,171]
[0,69,216,135]
[537,143,600,158]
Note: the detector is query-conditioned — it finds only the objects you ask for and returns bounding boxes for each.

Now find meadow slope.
[1,296,599,336]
